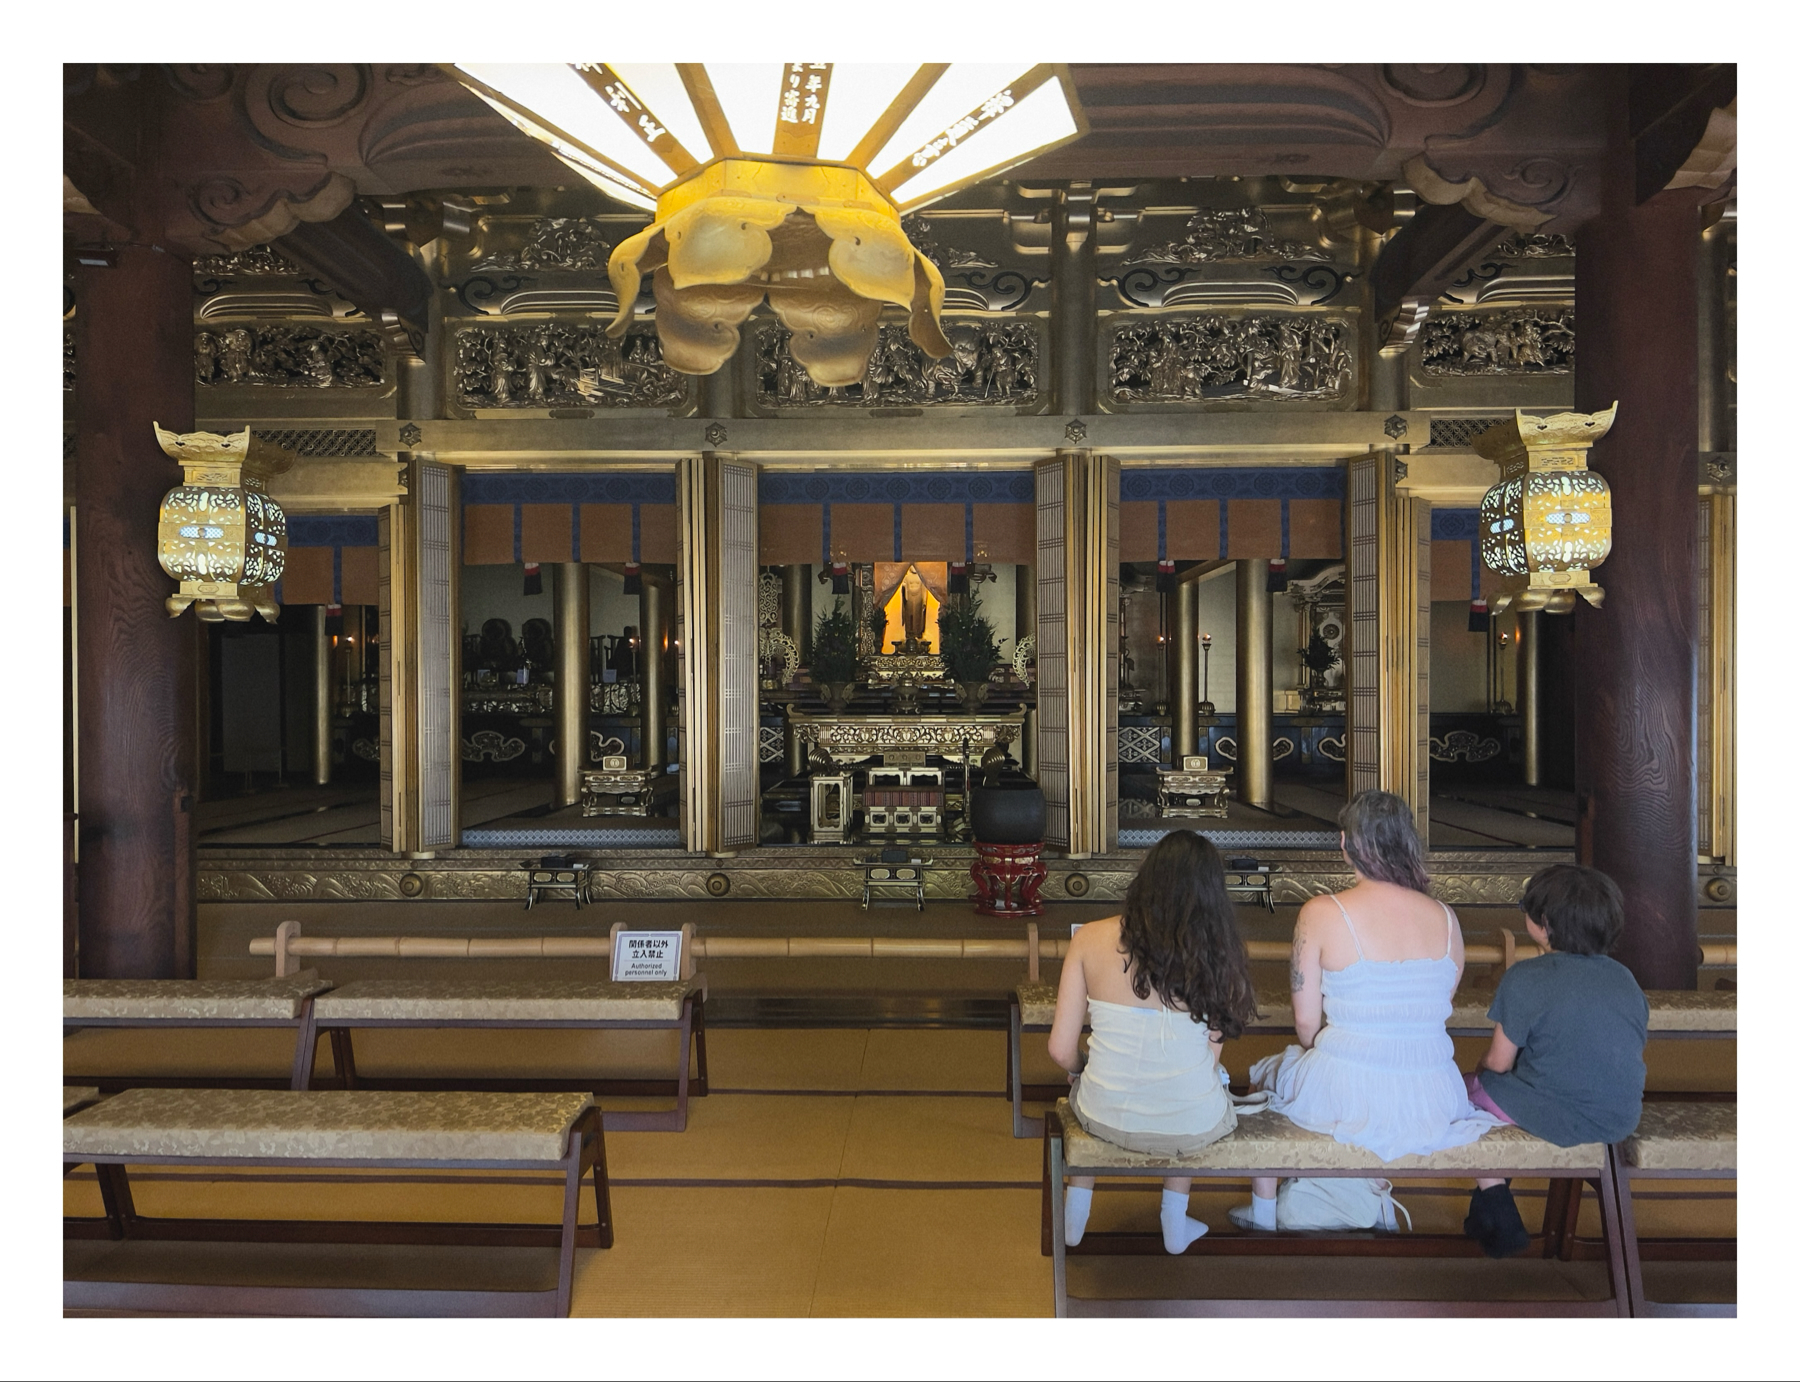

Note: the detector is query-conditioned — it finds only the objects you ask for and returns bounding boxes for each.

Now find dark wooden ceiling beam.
[275,202,434,354]
[1369,201,1515,345]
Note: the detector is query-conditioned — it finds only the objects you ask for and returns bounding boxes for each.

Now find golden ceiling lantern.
[446,63,1086,385]
[154,423,295,623]
[1474,404,1617,615]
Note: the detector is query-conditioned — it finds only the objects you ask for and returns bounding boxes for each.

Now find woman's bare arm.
[1290,904,1325,1048]
[1047,925,1096,1073]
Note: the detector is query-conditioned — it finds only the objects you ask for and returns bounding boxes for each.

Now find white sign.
[611,930,683,981]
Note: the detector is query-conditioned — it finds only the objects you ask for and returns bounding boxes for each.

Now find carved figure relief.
[1109,315,1352,402]
[454,324,686,410]
[470,218,615,272]
[193,325,385,387]
[191,245,306,277]
[756,322,1038,407]
[1494,232,1576,258]
[1127,208,1328,264]
[903,216,998,270]
[1419,310,1574,375]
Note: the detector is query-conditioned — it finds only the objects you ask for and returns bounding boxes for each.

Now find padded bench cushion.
[1020,981,1490,1032]
[63,1088,593,1164]
[1018,983,1058,1028]
[1054,1098,1604,1174]
[64,976,334,1022]
[1641,990,1736,1033]
[64,1087,102,1116]
[1621,1102,1737,1172]
[312,978,699,1023]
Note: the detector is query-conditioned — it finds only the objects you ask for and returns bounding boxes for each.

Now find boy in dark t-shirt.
[1461,864,1649,1258]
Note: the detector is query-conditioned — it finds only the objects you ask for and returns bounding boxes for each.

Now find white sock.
[1064,1185,1093,1246]
[1161,1189,1209,1254]
[1251,1192,1278,1230]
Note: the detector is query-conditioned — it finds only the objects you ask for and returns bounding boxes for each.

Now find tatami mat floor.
[65,1024,1734,1316]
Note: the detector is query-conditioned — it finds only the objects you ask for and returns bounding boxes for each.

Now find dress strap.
[1329,894,1366,962]
[1439,900,1455,960]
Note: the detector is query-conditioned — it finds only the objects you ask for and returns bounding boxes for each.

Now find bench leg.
[1010,1004,1027,1139]
[290,1004,320,1091]
[672,1001,694,1133]
[96,1163,137,1241]
[590,1116,614,1250]
[1595,1153,1632,1317]
[1608,1148,1647,1317]
[330,1029,360,1089]
[690,993,709,1098]
[1047,1118,1069,1318]
[556,1128,584,1317]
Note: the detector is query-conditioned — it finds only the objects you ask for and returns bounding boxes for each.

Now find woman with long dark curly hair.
[1047,829,1258,1254]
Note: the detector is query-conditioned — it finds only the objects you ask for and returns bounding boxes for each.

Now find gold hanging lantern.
[154,423,295,623]
[1474,404,1617,615]
[446,63,1086,384]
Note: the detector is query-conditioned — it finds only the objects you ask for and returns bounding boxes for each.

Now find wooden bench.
[1043,1098,1626,1316]
[306,976,708,1132]
[1611,1102,1737,1317]
[63,1087,609,1317]
[64,976,336,1092]
[1009,982,1737,1138]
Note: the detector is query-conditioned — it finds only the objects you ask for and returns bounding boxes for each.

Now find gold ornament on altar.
[446,63,1085,385]
[154,423,295,623]
[1474,404,1617,615]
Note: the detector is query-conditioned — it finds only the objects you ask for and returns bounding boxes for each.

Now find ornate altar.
[791,712,1025,765]
[580,766,676,818]
[1156,759,1231,818]
[809,773,853,843]
[864,652,947,714]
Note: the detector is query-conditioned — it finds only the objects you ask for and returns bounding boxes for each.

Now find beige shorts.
[1069,1076,1237,1157]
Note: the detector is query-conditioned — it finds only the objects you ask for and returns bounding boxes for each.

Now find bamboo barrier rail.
[249,927,1735,972]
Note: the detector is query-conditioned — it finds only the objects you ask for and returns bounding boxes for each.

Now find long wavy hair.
[1337,789,1432,894]
[1117,830,1258,1039]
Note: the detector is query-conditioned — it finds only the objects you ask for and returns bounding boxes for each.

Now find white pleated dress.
[1249,896,1499,1162]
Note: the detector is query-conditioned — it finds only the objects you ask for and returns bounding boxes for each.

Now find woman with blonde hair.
[1234,790,1497,1232]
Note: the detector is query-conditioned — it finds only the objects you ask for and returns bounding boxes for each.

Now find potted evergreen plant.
[811,601,860,713]
[938,591,1004,710]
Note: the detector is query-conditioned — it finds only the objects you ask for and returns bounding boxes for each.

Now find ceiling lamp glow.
[447,63,1086,384]
[155,424,294,623]
[1474,405,1617,615]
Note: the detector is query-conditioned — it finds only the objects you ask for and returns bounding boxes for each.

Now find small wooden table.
[523,860,592,909]
[1156,766,1230,818]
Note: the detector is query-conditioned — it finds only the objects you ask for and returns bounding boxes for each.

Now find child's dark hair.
[1118,830,1258,1038]
[1519,864,1625,956]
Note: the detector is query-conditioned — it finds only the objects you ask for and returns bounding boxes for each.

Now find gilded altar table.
[788,711,1026,765]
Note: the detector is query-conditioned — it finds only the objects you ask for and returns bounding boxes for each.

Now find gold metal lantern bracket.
[154,423,296,624]
[1474,403,1618,615]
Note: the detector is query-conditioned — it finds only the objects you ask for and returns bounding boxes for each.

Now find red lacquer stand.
[969,842,1048,917]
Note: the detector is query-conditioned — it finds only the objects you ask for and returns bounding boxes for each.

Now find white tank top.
[1073,997,1230,1136]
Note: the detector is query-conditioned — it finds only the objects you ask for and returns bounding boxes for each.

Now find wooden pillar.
[1034,451,1117,856]
[554,562,589,808]
[311,605,332,786]
[1171,576,1199,765]
[639,576,667,773]
[1050,184,1097,417]
[1574,95,1707,988]
[1697,489,1734,864]
[1016,564,1038,777]
[74,244,196,978]
[1235,560,1274,807]
[1345,454,1431,832]
[676,453,759,853]
[1518,610,1542,786]
[379,461,461,853]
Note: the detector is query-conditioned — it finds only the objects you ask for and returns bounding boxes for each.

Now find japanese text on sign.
[611,930,684,981]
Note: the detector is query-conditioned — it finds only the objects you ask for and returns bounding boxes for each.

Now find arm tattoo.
[1289,932,1306,992]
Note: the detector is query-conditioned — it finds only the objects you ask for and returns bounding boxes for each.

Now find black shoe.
[1463,1184,1531,1259]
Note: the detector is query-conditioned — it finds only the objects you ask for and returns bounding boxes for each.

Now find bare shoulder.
[1293,893,1338,937]
[1072,916,1123,953]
